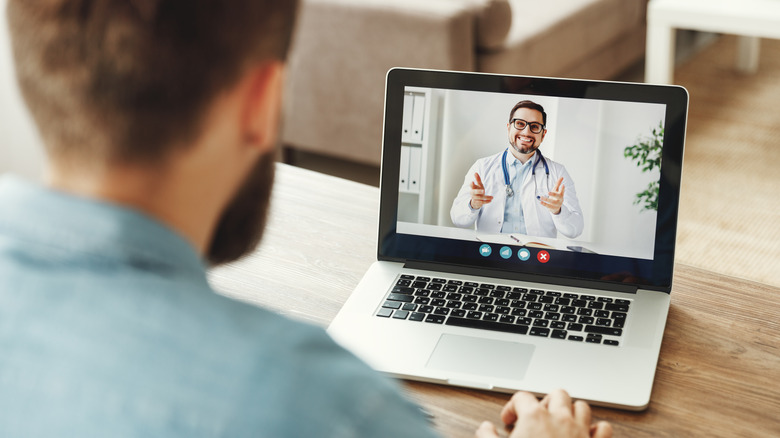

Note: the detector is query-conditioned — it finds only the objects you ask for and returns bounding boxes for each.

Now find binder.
[402,93,414,143]
[408,146,422,194]
[411,95,425,143]
[399,145,411,192]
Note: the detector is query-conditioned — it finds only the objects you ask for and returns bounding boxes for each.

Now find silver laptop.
[328,68,688,411]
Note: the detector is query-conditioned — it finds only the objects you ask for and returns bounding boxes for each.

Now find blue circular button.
[499,246,512,259]
[479,244,492,257]
[518,248,531,261]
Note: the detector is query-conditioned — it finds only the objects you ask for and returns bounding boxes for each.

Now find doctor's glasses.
[510,118,545,134]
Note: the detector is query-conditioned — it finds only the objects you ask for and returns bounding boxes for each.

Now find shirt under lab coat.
[450,149,584,238]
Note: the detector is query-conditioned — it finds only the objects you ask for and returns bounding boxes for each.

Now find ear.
[241,60,285,154]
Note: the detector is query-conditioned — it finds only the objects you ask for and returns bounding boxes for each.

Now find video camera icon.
[479,244,492,257]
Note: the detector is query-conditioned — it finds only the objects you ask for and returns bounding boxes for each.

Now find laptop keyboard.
[375,274,631,346]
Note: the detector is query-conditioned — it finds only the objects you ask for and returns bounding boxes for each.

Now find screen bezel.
[377,68,688,293]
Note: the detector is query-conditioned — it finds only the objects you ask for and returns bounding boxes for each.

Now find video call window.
[397,87,666,261]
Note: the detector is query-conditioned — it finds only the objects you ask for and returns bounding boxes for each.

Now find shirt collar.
[0,175,207,280]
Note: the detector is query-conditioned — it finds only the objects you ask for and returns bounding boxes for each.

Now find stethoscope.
[501,149,550,198]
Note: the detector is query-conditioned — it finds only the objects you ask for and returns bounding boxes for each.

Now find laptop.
[327,68,688,411]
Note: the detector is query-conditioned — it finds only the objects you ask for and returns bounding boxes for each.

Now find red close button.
[537,250,550,263]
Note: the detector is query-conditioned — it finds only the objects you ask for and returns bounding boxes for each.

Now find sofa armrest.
[282,0,481,165]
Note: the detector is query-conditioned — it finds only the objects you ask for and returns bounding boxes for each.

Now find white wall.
[0,0,47,180]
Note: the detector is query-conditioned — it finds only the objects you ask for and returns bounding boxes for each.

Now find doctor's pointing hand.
[450,100,584,239]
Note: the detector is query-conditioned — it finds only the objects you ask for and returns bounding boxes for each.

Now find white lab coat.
[450,150,584,238]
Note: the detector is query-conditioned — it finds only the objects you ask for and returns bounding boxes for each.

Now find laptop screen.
[378,69,688,292]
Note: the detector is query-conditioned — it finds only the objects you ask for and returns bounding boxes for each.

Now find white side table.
[645,0,780,84]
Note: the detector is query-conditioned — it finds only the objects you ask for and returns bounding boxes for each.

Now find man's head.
[507,100,547,157]
[7,0,299,265]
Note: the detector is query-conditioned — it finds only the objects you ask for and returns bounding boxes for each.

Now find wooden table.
[209,164,780,437]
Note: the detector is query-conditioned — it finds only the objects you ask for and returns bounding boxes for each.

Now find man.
[0,1,609,437]
[450,101,584,239]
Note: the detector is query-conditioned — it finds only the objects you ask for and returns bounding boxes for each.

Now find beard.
[206,149,275,266]
[510,138,538,156]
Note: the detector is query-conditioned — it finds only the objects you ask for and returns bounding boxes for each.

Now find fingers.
[469,173,492,208]
[473,173,485,189]
[574,400,592,429]
[500,391,539,427]
[553,176,564,192]
[546,388,573,417]
[475,421,499,438]
[591,421,613,438]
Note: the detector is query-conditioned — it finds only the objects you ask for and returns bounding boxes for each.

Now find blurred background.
[1,0,778,287]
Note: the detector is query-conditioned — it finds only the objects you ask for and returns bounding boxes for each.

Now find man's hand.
[469,173,494,209]
[540,177,565,215]
[475,390,612,438]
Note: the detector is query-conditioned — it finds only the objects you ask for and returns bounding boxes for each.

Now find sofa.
[282,0,649,166]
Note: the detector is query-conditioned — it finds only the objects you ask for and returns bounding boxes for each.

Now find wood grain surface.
[209,164,780,438]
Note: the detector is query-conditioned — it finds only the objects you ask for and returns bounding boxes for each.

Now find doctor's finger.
[553,177,564,192]
[473,173,485,189]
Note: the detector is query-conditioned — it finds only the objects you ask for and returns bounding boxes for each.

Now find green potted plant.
[623,121,664,212]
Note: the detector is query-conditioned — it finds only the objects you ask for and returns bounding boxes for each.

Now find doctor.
[450,100,583,238]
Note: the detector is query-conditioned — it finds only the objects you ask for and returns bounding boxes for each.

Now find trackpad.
[426,334,534,381]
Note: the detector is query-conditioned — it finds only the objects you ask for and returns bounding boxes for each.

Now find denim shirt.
[0,176,439,438]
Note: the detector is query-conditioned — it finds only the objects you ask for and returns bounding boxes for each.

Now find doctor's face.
[507,107,546,156]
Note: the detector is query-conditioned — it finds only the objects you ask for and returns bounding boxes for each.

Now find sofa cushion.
[478,0,646,77]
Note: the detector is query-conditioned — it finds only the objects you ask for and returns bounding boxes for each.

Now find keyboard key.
[533,319,549,327]
[613,319,625,328]
[382,301,401,309]
[478,296,494,304]
[551,329,567,339]
[597,297,614,303]
[584,325,623,336]
[419,305,434,313]
[431,291,446,299]
[376,308,393,318]
[417,276,431,282]
[615,299,631,305]
[412,281,428,288]
[550,321,566,329]
[544,312,560,321]
[396,279,412,287]
[387,293,413,303]
[528,310,544,319]
[393,310,409,319]
[555,297,571,306]
[545,291,562,297]
[428,283,443,291]
[431,299,446,307]
[478,304,495,313]
[451,309,466,318]
[587,301,604,310]
[483,313,499,322]
[596,318,612,327]
[443,284,459,293]
[563,293,578,299]
[433,307,450,315]
[560,306,576,315]
[414,297,430,305]
[499,315,515,323]
[605,303,630,312]
[576,308,593,316]
[400,274,415,280]
[446,300,462,309]
[604,340,620,346]
[594,310,610,318]
[402,303,417,311]
[425,314,445,324]
[474,288,490,296]
[496,306,511,315]
[586,337,602,344]
[495,298,510,307]
[392,286,414,294]
[464,282,479,288]
[446,293,463,301]
[529,327,550,337]
[466,311,483,319]
[562,314,578,322]
[539,296,555,304]
[567,323,584,331]
[496,286,512,292]
[578,316,595,325]
[515,317,532,326]
[529,289,545,295]
[409,312,425,321]
[480,283,495,289]
[581,295,596,301]
[529,302,543,311]
[568,335,584,342]
[463,302,478,311]
[447,279,463,285]
[432,278,447,284]
[571,299,587,307]
[446,317,529,335]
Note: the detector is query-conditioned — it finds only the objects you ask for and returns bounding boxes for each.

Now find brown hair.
[7,0,299,166]
[509,100,547,126]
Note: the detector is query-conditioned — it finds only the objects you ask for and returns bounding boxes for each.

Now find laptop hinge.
[402,261,639,294]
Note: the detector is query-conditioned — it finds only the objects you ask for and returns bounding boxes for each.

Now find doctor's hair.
[509,100,547,126]
[7,0,299,166]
